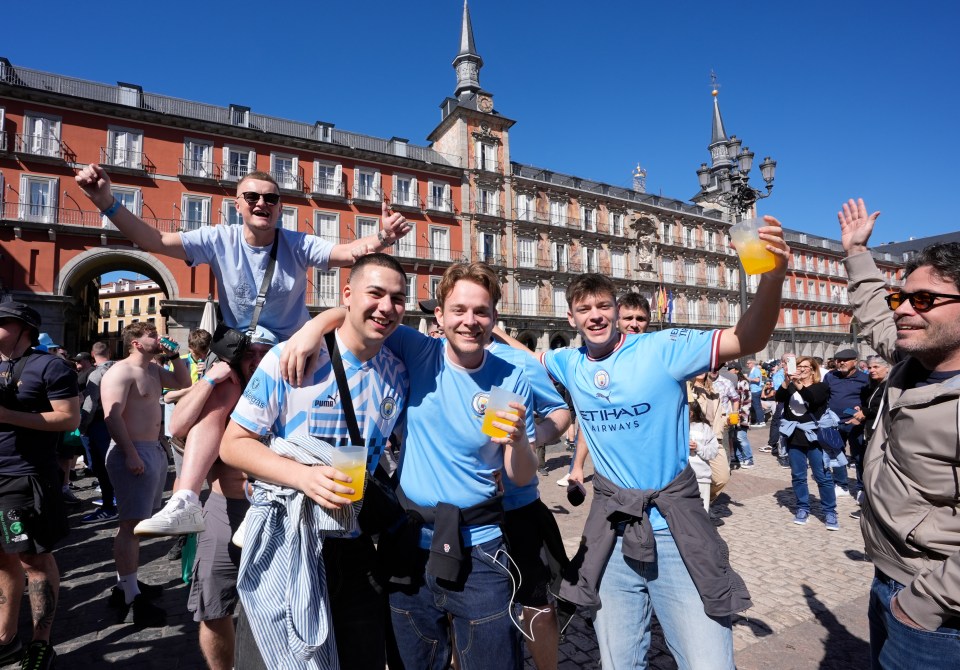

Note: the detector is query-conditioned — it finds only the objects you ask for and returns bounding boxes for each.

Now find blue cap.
[37,333,60,350]
[249,326,278,347]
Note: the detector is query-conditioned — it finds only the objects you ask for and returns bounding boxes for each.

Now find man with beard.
[100,322,190,626]
[838,198,960,669]
[164,326,277,670]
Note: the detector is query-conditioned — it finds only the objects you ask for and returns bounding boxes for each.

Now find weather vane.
[710,70,720,97]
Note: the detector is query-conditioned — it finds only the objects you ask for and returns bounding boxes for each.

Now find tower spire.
[453,0,483,99]
[709,71,728,146]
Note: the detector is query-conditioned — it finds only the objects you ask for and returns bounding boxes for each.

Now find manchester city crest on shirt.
[472,392,489,417]
[594,369,610,390]
[380,396,398,420]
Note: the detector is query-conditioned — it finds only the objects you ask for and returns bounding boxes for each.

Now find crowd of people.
[0,162,956,670]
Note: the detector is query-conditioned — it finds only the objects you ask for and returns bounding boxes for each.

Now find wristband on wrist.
[201,375,216,387]
[100,198,121,219]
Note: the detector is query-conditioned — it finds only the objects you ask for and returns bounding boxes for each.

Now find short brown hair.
[237,171,279,192]
[188,328,212,356]
[567,274,615,309]
[437,263,501,310]
[122,321,157,353]
[91,341,110,359]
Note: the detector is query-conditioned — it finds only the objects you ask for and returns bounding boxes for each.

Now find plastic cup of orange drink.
[729,218,777,275]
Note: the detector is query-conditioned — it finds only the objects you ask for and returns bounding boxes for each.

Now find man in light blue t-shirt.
[220,253,409,670]
[538,218,790,670]
[283,262,538,670]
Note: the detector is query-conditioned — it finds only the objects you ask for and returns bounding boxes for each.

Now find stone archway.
[549,334,568,349]
[56,246,180,299]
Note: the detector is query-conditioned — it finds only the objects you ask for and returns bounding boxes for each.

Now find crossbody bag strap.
[324,331,363,446]
[246,231,281,336]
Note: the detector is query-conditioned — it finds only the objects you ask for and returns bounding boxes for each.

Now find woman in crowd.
[775,356,839,530]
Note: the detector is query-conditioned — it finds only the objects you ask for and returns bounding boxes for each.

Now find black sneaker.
[165,535,186,561]
[17,641,54,670]
[850,509,862,520]
[0,637,23,665]
[131,595,166,628]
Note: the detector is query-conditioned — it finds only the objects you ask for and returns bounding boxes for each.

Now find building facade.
[0,3,904,358]
[97,276,168,353]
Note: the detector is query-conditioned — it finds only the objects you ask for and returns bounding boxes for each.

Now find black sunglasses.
[239,191,280,206]
[884,290,960,312]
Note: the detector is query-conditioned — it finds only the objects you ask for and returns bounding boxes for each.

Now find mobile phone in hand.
[786,355,797,375]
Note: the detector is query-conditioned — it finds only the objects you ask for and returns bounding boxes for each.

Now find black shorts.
[502,498,567,607]
[0,472,69,554]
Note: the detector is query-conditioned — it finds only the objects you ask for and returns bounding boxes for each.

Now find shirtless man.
[100,322,190,626]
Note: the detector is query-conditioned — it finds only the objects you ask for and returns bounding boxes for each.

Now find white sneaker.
[134,496,205,536]
[556,473,570,487]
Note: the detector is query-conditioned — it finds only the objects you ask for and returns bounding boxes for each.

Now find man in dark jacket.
[823,347,869,496]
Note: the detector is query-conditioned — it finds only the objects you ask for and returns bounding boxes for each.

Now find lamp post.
[697,146,776,313]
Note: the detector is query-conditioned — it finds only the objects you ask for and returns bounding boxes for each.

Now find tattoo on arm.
[0,587,7,606]
[28,579,56,635]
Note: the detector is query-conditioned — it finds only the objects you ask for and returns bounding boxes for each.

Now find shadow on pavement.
[801,584,870,670]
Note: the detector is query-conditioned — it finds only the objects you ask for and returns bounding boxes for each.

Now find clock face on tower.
[478,95,493,112]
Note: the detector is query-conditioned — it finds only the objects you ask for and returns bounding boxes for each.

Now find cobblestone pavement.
[37,441,873,669]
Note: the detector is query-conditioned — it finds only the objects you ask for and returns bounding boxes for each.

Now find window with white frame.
[662,221,674,243]
[684,260,696,285]
[519,283,538,315]
[707,299,719,322]
[516,193,535,221]
[396,222,416,257]
[223,199,241,226]
[580,206,596,232]
[705,230,717,252]
[706,263,718,284]
[583,246,598,273]
[271,153,298,190]
[553,286,567,317]
[682,226,695,248]
[795,278,804,296]
[22,113,61,157]
[662,257,674,282]
[610,212,624,237]
[552,241,568,272]
[725,266,737,288]
[429,181,451,211]
[784,308,793,326]
[797,309,807,326]
[688,297,700,323]
[611,250,625,278]
[810,311,818,326]
[477,188,498,216]
[793,252,802,269]
[314,160,342,195]
[819,281,826,298]
[429,276,441,301]
[223,146,255,182]
[181,194,211,231]
[429,227,450,262]
[475,141,497,171]
[0,107,5,151]
[832,312,840,324]
[549,200,566,226]
[393,174,418,207]
[807,280,815,297]
[478,232,496,264]
[405,275,417,309]
[354,167,381,201]
[356,216,378,240]
[105,187,141,229]
[315,211,339,243]
[315,270,339,307]
[19,175,57,223]
[281,206,298,232]
[517,237,536,268]
[106,127,143,169]
[821,311,828,324]
[184,139,213,178]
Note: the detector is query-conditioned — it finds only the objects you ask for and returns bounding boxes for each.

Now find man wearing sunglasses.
[77,163,411,344]
[838,198,960,670]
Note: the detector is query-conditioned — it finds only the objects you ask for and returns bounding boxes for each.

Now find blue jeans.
[750,391,764,424]
[869,570,960,669]
[729,427,753,463]
[594,531,734,670]
[389,538,521,670]
[788,443,836,515]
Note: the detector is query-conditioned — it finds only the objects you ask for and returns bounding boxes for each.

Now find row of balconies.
[100,306,157,318]
[510,208,626,237]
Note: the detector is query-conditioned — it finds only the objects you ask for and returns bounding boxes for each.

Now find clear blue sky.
[6,0,958,248]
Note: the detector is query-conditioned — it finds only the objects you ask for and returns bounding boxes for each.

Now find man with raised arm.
[76,163,411,536]
[101,322,191,627]
[837,199,960,670]
[534,217,787,669]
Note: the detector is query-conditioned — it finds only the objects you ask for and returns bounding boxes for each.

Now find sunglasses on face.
[884,290,960,312]
[239,191,280,206]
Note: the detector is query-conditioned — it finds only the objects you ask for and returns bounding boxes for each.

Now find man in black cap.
[823,347,869,497]
[0,302,80,668]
